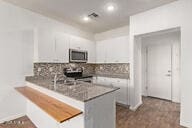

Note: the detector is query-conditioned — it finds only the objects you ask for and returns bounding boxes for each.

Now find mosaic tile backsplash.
[34,63,95,77]
[95,64,129,75]
[34,63,129,78]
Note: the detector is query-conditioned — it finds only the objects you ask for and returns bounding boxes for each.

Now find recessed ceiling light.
[104,3,117,12]
[107,5,115,12]
[83,16,90,22]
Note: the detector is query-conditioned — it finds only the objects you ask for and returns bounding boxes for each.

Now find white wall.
[0,1,94,121]
[94,25,129,41]
[0,30,33,122]
[141,31,181,103]
[129,0,192,127]
[130,36,142,110]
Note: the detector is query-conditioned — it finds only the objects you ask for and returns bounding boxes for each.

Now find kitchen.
[21,29,130,128]
[0,0,192,128]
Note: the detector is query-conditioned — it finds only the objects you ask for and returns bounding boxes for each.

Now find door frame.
[145,44,173,101]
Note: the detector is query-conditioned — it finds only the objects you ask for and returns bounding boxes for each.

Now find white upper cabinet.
[55,34,70,63]
[37,30,70,63]
[38,29,55,62]
[84,40,96,63]
[69,35,85,50]
[109,36,129,63]
[96,36,129,63]
[37,31,95,63]
[37,31,129,64]
[96,41,107,63]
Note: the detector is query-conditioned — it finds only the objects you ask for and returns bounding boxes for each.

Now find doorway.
[140,29,181,103]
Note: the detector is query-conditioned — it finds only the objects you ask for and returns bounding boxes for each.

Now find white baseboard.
[129,101,142,111]
[0,113,26,123]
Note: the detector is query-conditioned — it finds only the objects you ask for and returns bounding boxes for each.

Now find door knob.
[168,70,172,73]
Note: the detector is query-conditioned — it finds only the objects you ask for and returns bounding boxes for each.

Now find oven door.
[69,49,88,63]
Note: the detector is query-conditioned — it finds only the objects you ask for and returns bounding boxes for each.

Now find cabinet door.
[111,79,128,105]
[106,36,129,63]
[69,36,85,50]
[96,77,111,86]
[105,39,114,63]
[113,36,129,63]
[96,41,107,63]
[96,36,129,63]
[95,77,105,85]
[84,40,96,63]
[115,82,128,105]
[92,77,97,84]
[55,34,70,63]
[38,29,55,62]
[94,77,129,105]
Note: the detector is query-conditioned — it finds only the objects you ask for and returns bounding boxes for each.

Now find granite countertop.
[88,73,129,79]
[25,76,119,102]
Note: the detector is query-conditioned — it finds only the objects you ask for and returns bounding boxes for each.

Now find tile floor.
[0,116,36,128]
[117,97,185,128]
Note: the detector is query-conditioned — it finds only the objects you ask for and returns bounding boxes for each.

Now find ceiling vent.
[88,13,99,19]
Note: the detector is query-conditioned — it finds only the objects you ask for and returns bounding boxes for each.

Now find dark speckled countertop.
[26,76,119,102]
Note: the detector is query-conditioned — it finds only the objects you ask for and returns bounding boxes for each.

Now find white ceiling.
[3,0,177,33]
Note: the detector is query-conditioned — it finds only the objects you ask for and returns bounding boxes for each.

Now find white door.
[147,44,172,100]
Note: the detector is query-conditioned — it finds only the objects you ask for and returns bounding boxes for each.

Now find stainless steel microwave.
[69,49,88,63]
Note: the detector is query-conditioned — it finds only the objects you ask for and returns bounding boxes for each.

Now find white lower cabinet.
[93,77,129,105]
[112,80,128,105]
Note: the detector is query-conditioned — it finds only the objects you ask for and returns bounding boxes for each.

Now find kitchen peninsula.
[16,76,118,128]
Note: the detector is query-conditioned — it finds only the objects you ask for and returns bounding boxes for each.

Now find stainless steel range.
[63,67,93,83]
